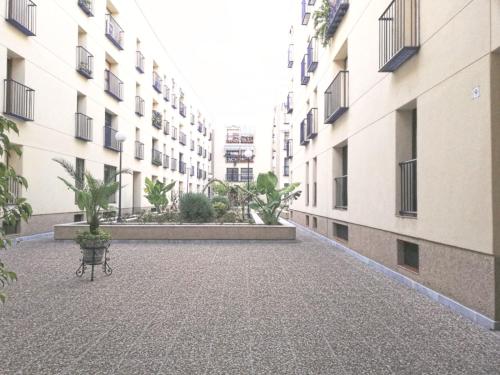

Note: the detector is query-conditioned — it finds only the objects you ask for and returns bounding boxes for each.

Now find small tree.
[144,178,176,213]
[0,116,32,303]
[53,158,129,235]
[313,0,332,47]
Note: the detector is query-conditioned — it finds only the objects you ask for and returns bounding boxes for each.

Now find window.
[398,240,419,272]
[305,215,310,226]
[305,162,309,206]
[226,168,239,182]
[104,164,117,203]
[240,168,253,182]
[397,107,417,216]
[333,223,348,241]
[312,217,317,229]
[312,157,317,206]
[334,144,348,209]
[74,214,84,222]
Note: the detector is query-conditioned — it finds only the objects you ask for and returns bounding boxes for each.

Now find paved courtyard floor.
[0,228,499,374]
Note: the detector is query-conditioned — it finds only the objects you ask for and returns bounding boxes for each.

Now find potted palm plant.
[54,158,128,265]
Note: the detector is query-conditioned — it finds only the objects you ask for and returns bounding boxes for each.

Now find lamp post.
[243,149,253,218]
[115,130,127,222]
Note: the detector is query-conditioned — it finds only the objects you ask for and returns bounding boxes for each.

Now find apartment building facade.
[0,0,215,235]
[271,102,292,188]
[286,0,500,327]
[214,125,272,184]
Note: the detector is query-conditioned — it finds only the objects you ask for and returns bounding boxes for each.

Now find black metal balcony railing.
[179,161,186,174]
[335,175,348,209]
[190,140,195,151]
[78,0,93,16]
[6,0,37,36]
[171,93,177,108]
[203,127,207,137]
[75,113,93,141]
[179,132,187,145]
[379,0,420,72]
[163,154,170,169]
[197,146,202,156]
[152,110,162,129]
[286,139,293,158]
[198,123,203,133]
[240,135,253,144]
[179,102,186,117]
[301,55,310,85]
[163,85,170,101]
[288,44,294,68]
[135,96,144,116]
[136,51,144,73]
[135,141,144,160]
[325,70,349,124]
[152,72,162,93]
[105,14,124,50]
[104,126,119,151]
[225,152,254,163]
[284,165,290,177]
[104,70,123,101]
[286,92,293,114]
[326,0,349,38]
[171,126,178,140]
[197,169,203,179]
[300,119,308,146]
[3,79,35,121]
[76,46,93,79]
[400,159,417,216]
[203,171,207,180]
[208,153,212,161]
[7,176,21,205]
[170,158,177,171]
[190,166,195,177]
[301,0,310,25]
[163,120,170,135]
[306,108,318,139]
[307,38,318,73]
[203,149,207,158]
[152,149,162,166]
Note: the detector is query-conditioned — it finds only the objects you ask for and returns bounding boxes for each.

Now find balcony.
[190,140,195,151]
[325,70,349,124]
[379,0,420,72]
[284,164,290,177]
[190,113,195,125]
[300,119,308,146]
[163,85,170,101]
[288,44,294,68]
[76,46,93,79]
[208,153,212,161]
[179,132,187,145]
[152,72,162,93]
[179,161,186,174]
[225,151,254,163]
[104,126,120,151]
[198,123,204,133]
[171,126,178,140]
[326,0,349,38]
[152,110,162,129]
[197,169,203,179]
[335,175,348,209]
[190,166,195,177]
[240,135,254,144]
[306,108,318,139]
[134,141,144,160]
[170,158,177,171]
[179,102,186,117]
[105,14,123,50]
[163,154,170,169]
[286,92,293,114]
[136,51,144,73]
[197,146,202,156]
[152,149,162,166]
[399,159,417,216]
[203,149,207,158]
[6,0,36,36]
[3,79,35,121]
[75,113,93,141]
[203,171,207,180]
[104,70,123,101]
[301,55,310,85]
[286,139,293,158]
[163,120,170,135]
[171,93,177,108]
[307,38,318,72]
[135,96,144,116]
[301,0,310,25]
[78,0,93,16]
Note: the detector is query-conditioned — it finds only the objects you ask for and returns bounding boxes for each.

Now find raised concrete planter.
[54,218,295,241]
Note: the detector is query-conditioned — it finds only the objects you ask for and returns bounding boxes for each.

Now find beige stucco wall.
[289,0,498,255]
[0,0,214,232]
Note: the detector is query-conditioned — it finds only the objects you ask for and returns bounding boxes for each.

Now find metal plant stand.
[76,245,112,281]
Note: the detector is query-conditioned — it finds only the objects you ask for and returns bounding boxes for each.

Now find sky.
[136,0,295,131]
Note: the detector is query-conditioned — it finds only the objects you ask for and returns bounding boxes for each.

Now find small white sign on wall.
[472,86,480,100]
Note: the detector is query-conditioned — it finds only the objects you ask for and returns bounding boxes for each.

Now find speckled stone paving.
[0,228,499,375]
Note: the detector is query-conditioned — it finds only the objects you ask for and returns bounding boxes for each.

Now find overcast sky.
[136,0,295,131]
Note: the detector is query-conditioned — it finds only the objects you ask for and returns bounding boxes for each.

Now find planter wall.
[54,219,296,241]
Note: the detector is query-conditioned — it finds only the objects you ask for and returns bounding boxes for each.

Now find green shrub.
[211,195,230,207]
[212,202,228,219]
[179,193,214,223]
[138,211,180,224]
[220,211,238,223]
